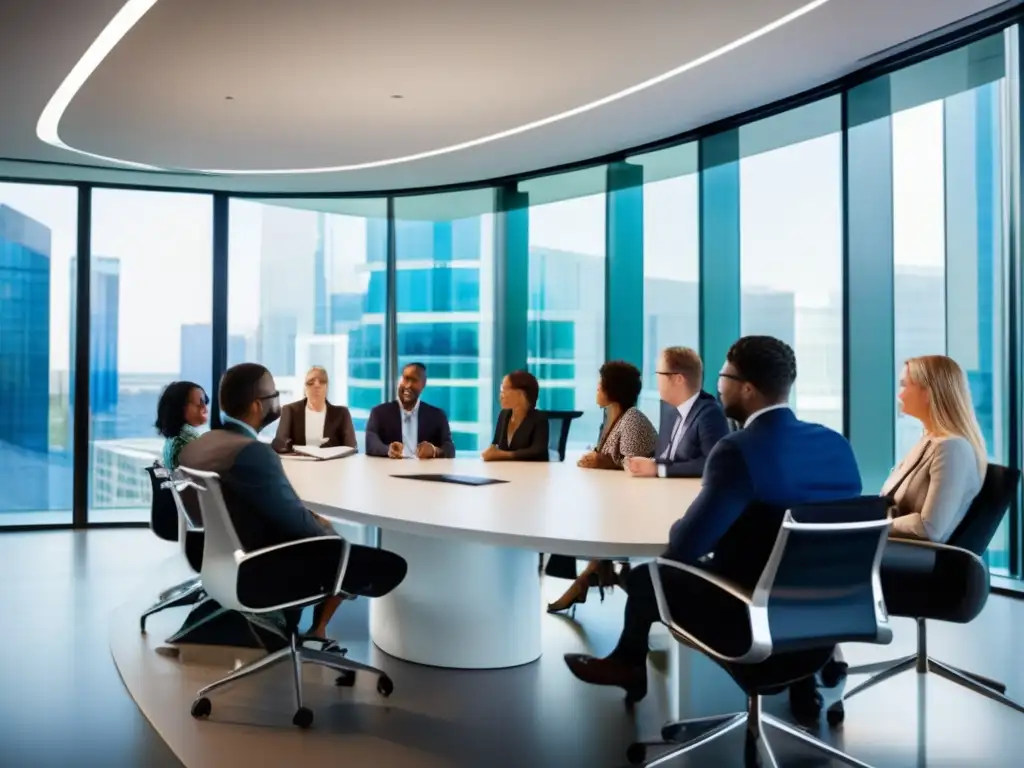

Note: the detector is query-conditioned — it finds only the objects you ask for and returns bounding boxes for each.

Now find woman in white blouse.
[884,354,987,543]
[272,366,357,454]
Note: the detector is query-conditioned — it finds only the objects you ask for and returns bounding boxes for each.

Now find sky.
[0,92,963,375]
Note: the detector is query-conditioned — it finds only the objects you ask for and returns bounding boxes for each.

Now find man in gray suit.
[179,363,407,640]
[626,346,729,478]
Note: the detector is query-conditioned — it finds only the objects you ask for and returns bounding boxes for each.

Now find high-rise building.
[69,256,121,440]
[0,204,51,454]
[180,323,247,396]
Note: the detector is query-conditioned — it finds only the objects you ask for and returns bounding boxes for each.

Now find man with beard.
[365,362,456,459]
[562,336,863,710]
[179,363,408,640]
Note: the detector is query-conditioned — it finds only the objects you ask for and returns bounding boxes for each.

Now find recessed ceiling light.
[224,95,234,101]
[37,0,835,175]
[390,94,403,100]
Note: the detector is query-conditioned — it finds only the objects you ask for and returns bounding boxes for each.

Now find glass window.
[520,168,607,448]
[228,198,388,449]
[86,189,213,522]
[887,34,1008,571]
[393,190,495,453]
[0,183,76,525]
[738,97,844,433]
[628,144,700,423]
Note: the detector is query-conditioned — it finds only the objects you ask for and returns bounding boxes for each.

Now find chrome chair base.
[189,629,394,728]
[140,578,205,633]
[628,695,874,768]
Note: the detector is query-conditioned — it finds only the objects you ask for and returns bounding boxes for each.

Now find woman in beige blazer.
[884,355,987,543]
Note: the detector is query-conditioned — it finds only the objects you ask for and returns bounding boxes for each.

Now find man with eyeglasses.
[564,336,862,716]
[179,363,408,641]
[625,346,728,479]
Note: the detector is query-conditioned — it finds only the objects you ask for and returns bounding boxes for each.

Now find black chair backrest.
[539,410,583,462]
[759,496,892,654]
[145,464,179,542]
[947,463,1020,556]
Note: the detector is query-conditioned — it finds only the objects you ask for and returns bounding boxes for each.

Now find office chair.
[140,465,205,633]
[627,496,892,767]
[538,410,584,576]
[179,467,394,729]
[827,464,1024,724]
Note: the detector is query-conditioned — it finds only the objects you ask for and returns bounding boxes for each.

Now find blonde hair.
[904,355,987,474]
[305,366,329,387]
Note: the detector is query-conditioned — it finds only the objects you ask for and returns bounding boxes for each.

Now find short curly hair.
[726,336,796,401]
[506,369,540,409]
[599,360,643,410]
[155,381,206,438]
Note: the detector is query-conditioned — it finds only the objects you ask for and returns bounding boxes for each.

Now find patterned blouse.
[162,424,201,469]
[596,407,658,468]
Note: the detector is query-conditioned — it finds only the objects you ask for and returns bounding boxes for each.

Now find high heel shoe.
[547,580,588,615]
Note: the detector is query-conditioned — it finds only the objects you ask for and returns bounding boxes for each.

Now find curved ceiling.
[0,0,1013,193]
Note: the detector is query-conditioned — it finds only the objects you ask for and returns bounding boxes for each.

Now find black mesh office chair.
[628,496,892,768]
[827,463,1023,724]
[140,465,205,632]
[538,410,584,577]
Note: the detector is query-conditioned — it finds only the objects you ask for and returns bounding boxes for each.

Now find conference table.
[284,454,701,670]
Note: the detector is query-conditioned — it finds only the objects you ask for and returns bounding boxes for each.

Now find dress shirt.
[401,400,421,458]
[304,405,327,447]
[657,392,700,478]
[221,414,258,439]
[744,403,790,428]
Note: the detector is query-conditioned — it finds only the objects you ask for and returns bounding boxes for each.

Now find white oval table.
[284,455,701,670]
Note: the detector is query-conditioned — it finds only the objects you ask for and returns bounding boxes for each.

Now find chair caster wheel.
[625,742,646,764]
[820,659,849,688]
[376,674,394,697]
[826,702,845,727]
[292,706,314,729]
[335,670,356,687]
[190,697,211,720]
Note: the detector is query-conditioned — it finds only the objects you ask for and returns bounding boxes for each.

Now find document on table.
[291,445,357,461]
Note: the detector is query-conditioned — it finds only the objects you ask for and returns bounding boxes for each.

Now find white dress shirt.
[743,403,790,428]
[657,392,700,478]
[401,400,421,458]
[304,405,327,447]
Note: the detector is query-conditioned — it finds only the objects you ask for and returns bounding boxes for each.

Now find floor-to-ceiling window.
[227,198,388,450]
[0,182,77,526]
[87,189,212,523]
[520,168,607,448]
[393,191,495,453]
[885,33,1010,572]
[628,144,700,424]
[738,97,844,433]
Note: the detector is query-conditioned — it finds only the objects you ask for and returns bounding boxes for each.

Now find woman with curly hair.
[548,361,657,614]
[155,380,208,469]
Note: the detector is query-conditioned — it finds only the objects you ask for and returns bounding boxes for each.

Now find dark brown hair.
[506,369,540,409]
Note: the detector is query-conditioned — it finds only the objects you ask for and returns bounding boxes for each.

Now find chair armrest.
[241,534,342,562]
[236,535,350,611]
[654,558,754,604]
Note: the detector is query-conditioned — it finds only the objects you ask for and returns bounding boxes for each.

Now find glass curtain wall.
[0,182,77,526]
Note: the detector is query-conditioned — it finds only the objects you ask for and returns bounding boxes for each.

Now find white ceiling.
[0,0,1014,194]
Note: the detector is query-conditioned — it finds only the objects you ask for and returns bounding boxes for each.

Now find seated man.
[365,362,456,459]
[179,363,407,640]
[563,336,863,708]
[625,345,729,478]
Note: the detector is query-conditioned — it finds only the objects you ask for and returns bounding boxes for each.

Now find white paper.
[291,445,357,461]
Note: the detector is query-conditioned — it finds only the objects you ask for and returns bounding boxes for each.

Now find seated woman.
[482,370,549,462]
[155,380,208,469]
[272,366,357,453]
[548,361,658,614]
[803,354,988,716]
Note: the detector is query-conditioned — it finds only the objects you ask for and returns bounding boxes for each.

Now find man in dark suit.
[179,363,407,640]
[563,336,862,705]
[625,346,729,478]
[365,362,456,459]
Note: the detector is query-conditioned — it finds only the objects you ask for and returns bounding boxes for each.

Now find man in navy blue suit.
[564,336,862,704]
[625,346,729,478]
[365,362,456,459]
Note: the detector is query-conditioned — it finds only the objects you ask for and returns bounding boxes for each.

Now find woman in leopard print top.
[548,362,657,614]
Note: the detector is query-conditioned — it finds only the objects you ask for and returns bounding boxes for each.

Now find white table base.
[370,529,542,669]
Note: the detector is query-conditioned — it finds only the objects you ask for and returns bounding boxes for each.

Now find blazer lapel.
[293,400,307,446]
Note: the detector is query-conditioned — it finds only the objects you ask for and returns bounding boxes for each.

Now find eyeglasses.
[305,378,326,387]
[258,391,280,402]
[189,394,210,408]
[718,373,745,382]
[655,370,681,377]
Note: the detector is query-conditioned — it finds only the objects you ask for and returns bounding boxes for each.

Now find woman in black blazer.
[272,366,357,453]
[482,370,549,462]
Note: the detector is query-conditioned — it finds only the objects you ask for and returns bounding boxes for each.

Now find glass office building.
[0,20,1021,582]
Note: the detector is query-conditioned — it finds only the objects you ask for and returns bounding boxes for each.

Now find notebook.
[392,473,508,487]
[291,445,357,461]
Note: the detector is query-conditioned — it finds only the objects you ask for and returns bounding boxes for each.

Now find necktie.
[661,415,683,460]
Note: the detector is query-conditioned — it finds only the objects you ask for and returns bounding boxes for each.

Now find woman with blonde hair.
[884,354,987,542]
[272,365,357,454]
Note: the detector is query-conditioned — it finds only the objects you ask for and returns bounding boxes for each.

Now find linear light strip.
[37,0,834,176]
